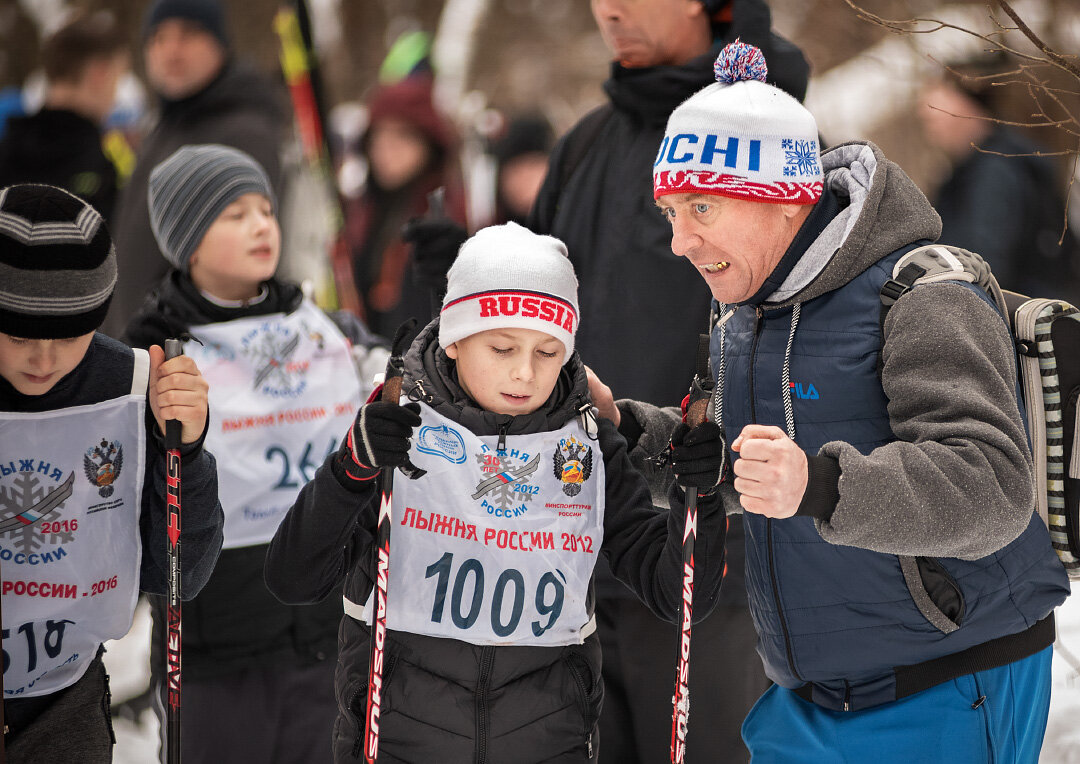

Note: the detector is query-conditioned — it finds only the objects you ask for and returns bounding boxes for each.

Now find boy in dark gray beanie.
[0,183,223,762]
[126,144,383,763]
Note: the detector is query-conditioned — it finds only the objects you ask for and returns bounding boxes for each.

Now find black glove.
[402,218,468,292]
[337,401,422,484]
[670,421,726,495]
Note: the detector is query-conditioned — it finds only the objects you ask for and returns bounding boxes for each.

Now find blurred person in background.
[0,10,128,222]
[918,52,1080,303]
[526,1,809,761]
[103,0,287,338]
[490,113,556,226]
[337,72,467,338]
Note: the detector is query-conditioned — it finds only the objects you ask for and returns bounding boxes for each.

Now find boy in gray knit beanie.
[148,143,276,285]
[130,144,382,763]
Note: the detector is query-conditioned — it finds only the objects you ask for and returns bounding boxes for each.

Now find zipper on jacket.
[349,683,366,758]
[749,305,802,684]
[748,306,764,423]
[407,379,434,403]
[843,680,852,712]
[496,415,512,453]
[102,667,116,744]
[476,646,495,764]
[766,519,803,683]
[565,654,596,758]
[350,651,398,759]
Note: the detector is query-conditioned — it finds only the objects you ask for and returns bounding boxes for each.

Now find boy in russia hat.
[266,222,730,762]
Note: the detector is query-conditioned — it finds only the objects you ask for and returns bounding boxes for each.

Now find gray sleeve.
[616,399,680,508]
[816,282,1034,560]
[616,398,744,516]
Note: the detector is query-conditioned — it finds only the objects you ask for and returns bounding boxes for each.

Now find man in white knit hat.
[595,40,1070,762]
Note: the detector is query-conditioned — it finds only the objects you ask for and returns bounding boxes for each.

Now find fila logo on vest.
[789,382,819,400]
[445,290,577,333]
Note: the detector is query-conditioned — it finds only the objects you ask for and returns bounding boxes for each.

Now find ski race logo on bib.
[0,462,76,566]
[472,446,541,518]
[83,439,123,498]
[241,321,310,398]
[553,436,593,497]
[417,424,467,464]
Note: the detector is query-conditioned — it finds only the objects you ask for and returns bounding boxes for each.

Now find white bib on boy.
[356,403,605,647]
[0,350,148,698]
[186,299,362,549]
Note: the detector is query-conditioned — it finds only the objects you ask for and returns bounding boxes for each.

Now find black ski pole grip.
[164,339,183,449]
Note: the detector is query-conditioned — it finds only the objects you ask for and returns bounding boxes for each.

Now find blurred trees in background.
[0,0,1076,202]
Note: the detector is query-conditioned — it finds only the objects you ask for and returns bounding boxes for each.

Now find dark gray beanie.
[148,144,275,271]
[0,184,116,339]
[143,0,229,50]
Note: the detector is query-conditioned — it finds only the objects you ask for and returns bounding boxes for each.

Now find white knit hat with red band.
[439,222,579,357]
[653,40,822,205]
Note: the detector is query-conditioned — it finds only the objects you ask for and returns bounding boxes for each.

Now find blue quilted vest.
[712,245,1069,710]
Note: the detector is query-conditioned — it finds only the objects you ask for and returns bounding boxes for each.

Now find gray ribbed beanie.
[0,184,116,339]
[148,144,275,270]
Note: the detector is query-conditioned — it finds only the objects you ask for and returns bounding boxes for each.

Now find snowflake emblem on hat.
[783,139,819,178]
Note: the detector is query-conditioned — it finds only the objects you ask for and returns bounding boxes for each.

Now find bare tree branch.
[996,0,1080,80]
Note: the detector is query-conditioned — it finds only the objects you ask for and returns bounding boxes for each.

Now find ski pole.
[163,339,184,764]
[1,557,5,764]
[670,335,715,764]
[363,320,419,764]
[423,186,448,318]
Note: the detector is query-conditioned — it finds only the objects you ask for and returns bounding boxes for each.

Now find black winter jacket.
[529,0,808,407]
[0,108,118,222]
[528,1,807,606]
[264,320,726,763]
[933,125,1080,303]
[124,272,370,679]
[0,333,223,729]
[104,60,286,338]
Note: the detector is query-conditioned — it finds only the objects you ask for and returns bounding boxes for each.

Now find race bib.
[0,354,147,697]
[187,299,363,548]
[363,404,605,646]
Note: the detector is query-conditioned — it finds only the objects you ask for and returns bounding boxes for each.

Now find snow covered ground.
[105,584,1080,762]
[1042,583,1080,763]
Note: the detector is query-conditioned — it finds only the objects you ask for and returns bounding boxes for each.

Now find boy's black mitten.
[337,401,423,484]
[402,218,468,292]
[670,421,726,495]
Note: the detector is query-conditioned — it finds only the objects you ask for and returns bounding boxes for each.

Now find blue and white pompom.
[713,39,768,84]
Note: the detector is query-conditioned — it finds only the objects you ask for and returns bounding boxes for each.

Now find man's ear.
[686,0,709,21]
[780,202,814,223]
[444,342,459,360]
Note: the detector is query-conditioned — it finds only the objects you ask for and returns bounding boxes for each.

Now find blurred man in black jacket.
[527,1,809,761]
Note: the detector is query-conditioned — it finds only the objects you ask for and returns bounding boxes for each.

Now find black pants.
[155,657,337,764]
[596,598,769,764]
[5,646,114,764]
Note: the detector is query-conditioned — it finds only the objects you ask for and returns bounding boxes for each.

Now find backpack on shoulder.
[879,244,1080,578]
